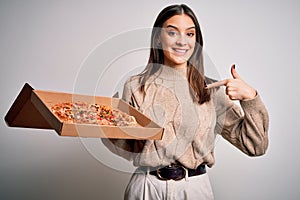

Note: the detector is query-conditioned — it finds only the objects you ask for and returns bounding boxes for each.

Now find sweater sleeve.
[101,78,136,161]
[214,88,269,156]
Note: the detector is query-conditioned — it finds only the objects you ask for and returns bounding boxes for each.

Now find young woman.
[103,4,269,199]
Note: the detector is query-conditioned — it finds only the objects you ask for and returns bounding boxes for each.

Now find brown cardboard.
[5,83,163,140]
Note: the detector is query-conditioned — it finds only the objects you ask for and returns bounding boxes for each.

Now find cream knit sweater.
[103,65,269,169]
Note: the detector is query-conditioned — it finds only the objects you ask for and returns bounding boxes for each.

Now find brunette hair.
[140,4,210,104]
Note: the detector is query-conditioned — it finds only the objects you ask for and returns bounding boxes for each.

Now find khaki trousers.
[124,168,214,200]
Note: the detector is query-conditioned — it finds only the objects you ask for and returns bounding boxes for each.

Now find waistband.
[138,164,206,181]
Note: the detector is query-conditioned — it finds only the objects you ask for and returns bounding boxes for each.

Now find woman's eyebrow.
[166,25,196,30]
[186,26,196,30]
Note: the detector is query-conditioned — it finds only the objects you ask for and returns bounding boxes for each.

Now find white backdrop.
[1,0,299,199]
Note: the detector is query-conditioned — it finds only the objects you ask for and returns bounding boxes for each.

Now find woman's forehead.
[162,14,195,29]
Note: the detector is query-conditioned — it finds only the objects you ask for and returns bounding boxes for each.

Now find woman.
[103,4,269,200]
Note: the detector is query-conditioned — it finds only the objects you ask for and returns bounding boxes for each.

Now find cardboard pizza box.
[5,83,163,140]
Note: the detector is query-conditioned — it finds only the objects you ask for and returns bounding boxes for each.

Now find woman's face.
[159,14,196,68]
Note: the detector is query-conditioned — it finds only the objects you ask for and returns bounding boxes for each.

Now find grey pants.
[124,168,214,200]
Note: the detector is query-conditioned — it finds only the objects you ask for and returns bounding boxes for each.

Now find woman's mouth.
[172,48,189,55]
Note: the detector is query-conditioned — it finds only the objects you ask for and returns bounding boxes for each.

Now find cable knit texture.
[102,65,269,169]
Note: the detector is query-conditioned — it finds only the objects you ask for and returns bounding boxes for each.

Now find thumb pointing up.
[231,64,242,80]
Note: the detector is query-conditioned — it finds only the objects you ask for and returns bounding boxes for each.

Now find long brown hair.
[140,4,210,104]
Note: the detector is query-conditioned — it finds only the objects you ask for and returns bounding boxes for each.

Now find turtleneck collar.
[153,65,188,81]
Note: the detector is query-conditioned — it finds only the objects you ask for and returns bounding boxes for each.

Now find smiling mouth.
[172,48,189,55]
[173,48,188,53]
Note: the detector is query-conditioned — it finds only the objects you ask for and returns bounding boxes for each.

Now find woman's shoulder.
[123,74,143,91]
[125,74,141,84]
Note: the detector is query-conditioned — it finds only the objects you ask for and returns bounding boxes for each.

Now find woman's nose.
[176,34,187,46]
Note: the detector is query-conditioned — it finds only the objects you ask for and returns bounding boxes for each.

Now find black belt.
[148,164,206,181]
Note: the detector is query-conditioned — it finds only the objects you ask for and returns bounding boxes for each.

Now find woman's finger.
[205,79,228,89]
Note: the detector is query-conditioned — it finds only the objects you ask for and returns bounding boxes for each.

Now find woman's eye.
[187,32,195,37]
[167,31,177,37]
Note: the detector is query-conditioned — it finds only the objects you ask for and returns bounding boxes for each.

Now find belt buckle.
[156,164,186,181]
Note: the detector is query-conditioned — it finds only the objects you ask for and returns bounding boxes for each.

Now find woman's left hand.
[206,64,257,101]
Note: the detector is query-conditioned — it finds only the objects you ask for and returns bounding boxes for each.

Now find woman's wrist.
[242,88,257,101]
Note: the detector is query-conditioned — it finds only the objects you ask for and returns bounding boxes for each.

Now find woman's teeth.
[173,48,187,53]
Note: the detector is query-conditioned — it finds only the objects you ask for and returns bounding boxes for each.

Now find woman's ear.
[156,37,162,48]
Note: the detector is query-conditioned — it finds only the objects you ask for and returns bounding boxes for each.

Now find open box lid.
[5,83,163,140]
[5,83,52,129]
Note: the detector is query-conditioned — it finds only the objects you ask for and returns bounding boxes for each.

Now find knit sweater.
[103,65,269,169]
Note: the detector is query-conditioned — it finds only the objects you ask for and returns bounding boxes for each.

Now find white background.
[1,0,299,199]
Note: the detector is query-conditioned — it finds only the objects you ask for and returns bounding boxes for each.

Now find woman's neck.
[164,60,187,69]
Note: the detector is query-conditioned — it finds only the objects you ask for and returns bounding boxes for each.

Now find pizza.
[50,102,137,126]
